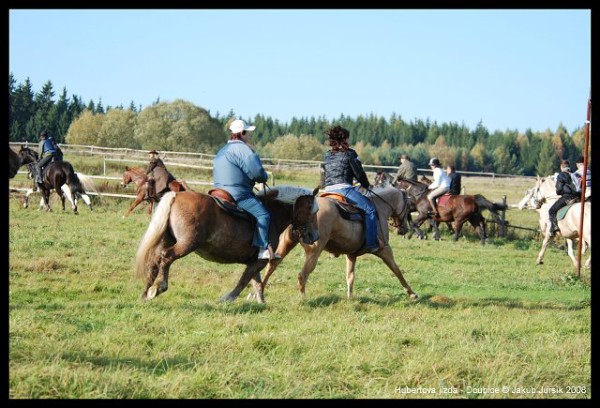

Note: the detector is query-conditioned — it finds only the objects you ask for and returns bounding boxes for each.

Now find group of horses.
[10,143,590,304]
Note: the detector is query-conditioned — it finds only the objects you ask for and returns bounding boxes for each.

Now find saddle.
[319,192,363,221]
[557,199,581,221]
[208,188,255,222]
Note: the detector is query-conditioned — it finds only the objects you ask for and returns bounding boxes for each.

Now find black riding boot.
[34,167,43,185]
[549,217,559,237]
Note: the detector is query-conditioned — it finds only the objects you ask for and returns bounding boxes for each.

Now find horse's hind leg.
[146,242,196,300]
[345,254,358,298]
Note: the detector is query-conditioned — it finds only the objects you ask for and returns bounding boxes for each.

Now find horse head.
[374,171,391,187]
[262,185,320,245]
[371,185,410,235]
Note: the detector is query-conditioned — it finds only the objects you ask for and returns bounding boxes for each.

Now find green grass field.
[8,163,591,399]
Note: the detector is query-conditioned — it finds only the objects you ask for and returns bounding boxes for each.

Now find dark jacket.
[555,171,579,198]
[448,172,462,195]
[323,149,370,189]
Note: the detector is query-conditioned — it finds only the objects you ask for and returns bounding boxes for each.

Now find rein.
[368,187,408,230]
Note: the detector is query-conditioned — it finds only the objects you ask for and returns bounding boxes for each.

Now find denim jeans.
[331,186,378,249]
[236,194,270,249]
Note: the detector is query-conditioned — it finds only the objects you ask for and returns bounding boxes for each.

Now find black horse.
[18,146,93,214]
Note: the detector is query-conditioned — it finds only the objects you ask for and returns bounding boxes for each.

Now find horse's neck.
[372,188,396,219]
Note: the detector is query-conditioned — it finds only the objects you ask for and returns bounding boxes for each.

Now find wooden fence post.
[500,195,507,238]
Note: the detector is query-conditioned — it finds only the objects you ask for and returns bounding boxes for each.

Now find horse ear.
[125,166,129,171]
[312,187,319,196]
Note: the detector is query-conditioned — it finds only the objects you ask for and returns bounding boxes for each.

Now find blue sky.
[9,9,591,134]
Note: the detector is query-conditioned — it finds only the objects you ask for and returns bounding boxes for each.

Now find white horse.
[517,175,591,270]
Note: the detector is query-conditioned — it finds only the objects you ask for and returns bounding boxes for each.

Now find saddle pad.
[320,192,347,203]
[438,194,452,207]
[557,202,577,221]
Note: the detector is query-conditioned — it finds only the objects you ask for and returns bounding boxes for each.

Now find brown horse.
[259,185,419,301]
[134,186,320,303]
[121,166,190,218]
[394,177,487,243]
[9,145,21,179]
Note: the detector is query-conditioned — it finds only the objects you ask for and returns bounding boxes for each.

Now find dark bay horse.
[9,145,21,179]
[134,186,320,303]
[394,177,487,243]
[121,166,190,218]
[18,146,93,214]
[259,185,419,301]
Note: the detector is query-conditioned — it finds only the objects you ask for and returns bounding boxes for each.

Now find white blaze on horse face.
[517,188,532,210]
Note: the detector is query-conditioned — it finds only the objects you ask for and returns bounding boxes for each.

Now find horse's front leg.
[376,246,418,300]
[221,261,266,303]
[297,243,323,296]
[536,227,553,265]
[123,194,144,218]
[345,254,358,298]
[261,228,299,290]
[23,188,34,208]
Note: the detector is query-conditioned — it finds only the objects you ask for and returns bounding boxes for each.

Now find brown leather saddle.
[207,188,254,222]
[320,192,363,221]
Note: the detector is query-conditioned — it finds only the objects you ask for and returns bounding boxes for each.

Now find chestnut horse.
[121,166,190,218]
[259,185,419,301]
[134,186,320,303]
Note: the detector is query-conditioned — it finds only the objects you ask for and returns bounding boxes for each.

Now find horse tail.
[474,194,506,218]
[77,173,97,193]
[134,191,177,280]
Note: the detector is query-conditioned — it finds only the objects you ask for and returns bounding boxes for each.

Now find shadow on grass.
[408,293,589,311]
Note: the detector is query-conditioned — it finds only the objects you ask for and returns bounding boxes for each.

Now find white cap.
[229,119,256,134]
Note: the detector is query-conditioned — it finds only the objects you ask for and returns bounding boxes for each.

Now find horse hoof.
[147,286,158,299]
[219,294,236,303]
[409,293,419,301]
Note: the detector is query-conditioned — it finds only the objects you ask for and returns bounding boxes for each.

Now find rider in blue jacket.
[213,119,280,260]
[35,130,62,184]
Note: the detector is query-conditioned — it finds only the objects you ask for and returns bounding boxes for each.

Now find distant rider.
[35,130,63,184]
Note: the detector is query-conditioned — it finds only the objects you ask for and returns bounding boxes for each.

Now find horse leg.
[221,262,266,303]
[23,188,34,208]
[565,238,578,268]
[297,245,323,296]
[345,254,357,299]
[61,184,78,214]
[452,219,467,242]
[260,228,300,291]
[146,241,197,300]
[123,194,145,218]
[468,214,486,244]
[432,220,441,240]
[376,246,418,300]
[536,227,553,265]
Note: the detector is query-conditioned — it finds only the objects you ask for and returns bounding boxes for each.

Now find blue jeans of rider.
[236,194,271,249]
[332,186,378,250]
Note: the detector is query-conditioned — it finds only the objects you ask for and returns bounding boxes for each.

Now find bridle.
[368,187,409,233]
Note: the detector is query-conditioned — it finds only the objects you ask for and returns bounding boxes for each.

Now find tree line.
[8,74,590,176]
